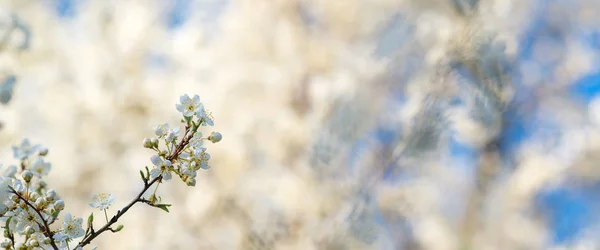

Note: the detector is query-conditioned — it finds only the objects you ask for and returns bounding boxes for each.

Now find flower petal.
[150,155,162,167]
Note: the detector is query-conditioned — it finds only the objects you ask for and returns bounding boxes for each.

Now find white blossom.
[196,108,214,126]
[165,127,181,142]
[30,157,51,177]
[194,147,211,170]
[180,161,197,179]
[153,123,170,137]
[52,232,69,248]
[189,132,204,148]
[62,213,85,239]
[89,193,116,210]
[150,155,173,180]
[15,208,41,234]
[12,139,40,160]
[176,94,202,117]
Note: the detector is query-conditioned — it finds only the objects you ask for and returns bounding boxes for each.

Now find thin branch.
[76,176,161,248]
[9,186,60,250]
[77,123,199,248]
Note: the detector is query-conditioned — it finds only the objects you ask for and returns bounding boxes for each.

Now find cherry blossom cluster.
[0,94,221,249]
[143,94,221,189]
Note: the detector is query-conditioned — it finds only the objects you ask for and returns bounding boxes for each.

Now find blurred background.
[1,0,600,249]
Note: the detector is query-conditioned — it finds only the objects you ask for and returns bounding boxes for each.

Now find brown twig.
[9,186,60,250]
[77,123,199,248]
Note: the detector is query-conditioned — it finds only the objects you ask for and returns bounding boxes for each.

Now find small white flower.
[27,232,48,248]
[180,162,197,179]
[150,155,173,180]
[89,193,116,210]
[165,127,181,142]
[15,208,41,233]
[176,94,203,117]
[30,157,51,177]
[53,232,69,248]
[196,108,214,126]
[12,139,40,160]
[189,132,204,148]
[153,123,170,137]
[194,147,211,170]
[62,213,85,239]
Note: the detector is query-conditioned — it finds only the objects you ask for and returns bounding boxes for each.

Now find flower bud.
[54,200,65,211]
[38,180,47,189]
[21,170,33,182]
[166,131,178,142]
[39,148,49,156]
[0,240,10,248]
[35,197,46,208]
[208,132,222,143]
[29,192,39,201]
[150,138,159,148]
[158,150,168,158]
[46,189,57,201]
[24,226,34,235]
[143,138,154,149]
[29,239,39,247]
[42,238,51,245]
[186,178,196,187]
[0,204,7,216]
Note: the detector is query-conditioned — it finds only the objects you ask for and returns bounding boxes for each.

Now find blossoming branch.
[0,94,221,250]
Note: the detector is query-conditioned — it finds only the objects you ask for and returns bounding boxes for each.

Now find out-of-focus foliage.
[1,0,600,249]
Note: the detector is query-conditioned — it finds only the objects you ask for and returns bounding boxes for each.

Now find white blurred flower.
[2,164,16,178]
[12,139,40,160]
[176,94,203,117]
[589,96,600,126]
[30,157,51,177]
[62,213,85,239]
[89,193,116,210]
[150,155,173,180]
